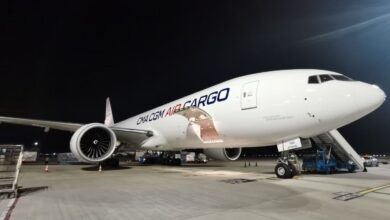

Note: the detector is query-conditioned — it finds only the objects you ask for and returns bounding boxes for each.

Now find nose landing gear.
[275,152,301,179]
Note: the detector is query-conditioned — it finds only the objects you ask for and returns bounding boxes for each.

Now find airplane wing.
[0,116,153,147]
[0,116,83,132]
[0,100,153,149]
[109,126,153,147]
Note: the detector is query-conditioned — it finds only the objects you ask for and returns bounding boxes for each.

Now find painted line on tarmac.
[357,183,390,196]
[333,183,390,201]
[373,191,390,196]
[0,197,19,220]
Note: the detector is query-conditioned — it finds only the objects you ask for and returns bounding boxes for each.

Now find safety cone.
[45,165,49,172]
[98,164,102,173]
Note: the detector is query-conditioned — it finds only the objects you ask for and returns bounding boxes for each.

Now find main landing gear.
[275,152,301,179]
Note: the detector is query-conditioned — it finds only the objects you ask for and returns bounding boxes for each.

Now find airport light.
[34,141,39,146]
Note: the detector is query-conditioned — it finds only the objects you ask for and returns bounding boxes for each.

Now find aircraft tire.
[288,161,300,177]
[275,163,292,179]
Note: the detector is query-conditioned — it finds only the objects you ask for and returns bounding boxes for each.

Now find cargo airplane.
[0,69,386,178]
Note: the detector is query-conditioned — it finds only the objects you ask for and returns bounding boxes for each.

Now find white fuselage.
[114,69,386,151]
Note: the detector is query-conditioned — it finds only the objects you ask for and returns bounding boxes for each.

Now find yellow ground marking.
[357,183,390,196]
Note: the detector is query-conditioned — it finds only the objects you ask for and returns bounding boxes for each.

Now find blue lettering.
[183,100,191,108]
[217,88,229,102]
[198,95,207,107]
[159,109,165,118]
[207,91,218,104]
[136,88,230,125]
[191,98,198,107]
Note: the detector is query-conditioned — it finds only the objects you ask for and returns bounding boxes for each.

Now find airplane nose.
[350,83,386,116]
[371,84,386,106]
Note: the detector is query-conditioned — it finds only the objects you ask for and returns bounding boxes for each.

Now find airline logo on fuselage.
[137,88,230,125]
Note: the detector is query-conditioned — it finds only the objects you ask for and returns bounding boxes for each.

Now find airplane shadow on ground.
[261,171,353,175]
[132,164,225,168]
[301,171,355,175]
[262,171,277,175]
[81,166,132,171]
[175,164,225,168]
[17,186,49,198]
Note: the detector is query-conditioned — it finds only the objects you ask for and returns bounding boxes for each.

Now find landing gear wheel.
[275,163,292,179]
[288,161,300,177]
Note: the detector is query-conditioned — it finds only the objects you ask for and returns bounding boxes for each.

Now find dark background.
[1,1,389,154]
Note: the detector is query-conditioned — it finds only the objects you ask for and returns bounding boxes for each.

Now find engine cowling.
[203,148,242,161]
[70,123,117,163]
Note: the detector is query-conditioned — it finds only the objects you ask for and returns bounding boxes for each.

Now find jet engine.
[203,148,242,161]
[70,123,117,163]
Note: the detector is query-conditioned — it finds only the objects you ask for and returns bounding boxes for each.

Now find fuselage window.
[308,75,319,84]
[319,74,333,83]
[331,75,353,81]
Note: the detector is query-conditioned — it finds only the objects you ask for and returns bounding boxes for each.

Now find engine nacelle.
[203,148,242,161]
[70,123,117,163]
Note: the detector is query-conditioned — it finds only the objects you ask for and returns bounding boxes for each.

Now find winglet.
[104,97,114,126]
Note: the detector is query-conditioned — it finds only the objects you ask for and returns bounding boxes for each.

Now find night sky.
[2,1,389,154]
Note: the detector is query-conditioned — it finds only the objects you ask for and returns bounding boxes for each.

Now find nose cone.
[369,84,386,109]
[332,82,386,124]
[353,83,386,117]
[305,80,385,130]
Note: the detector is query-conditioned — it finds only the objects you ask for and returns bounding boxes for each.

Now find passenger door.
[241,81,259,110]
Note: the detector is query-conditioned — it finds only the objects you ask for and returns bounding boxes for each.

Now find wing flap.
[110,126,153,146]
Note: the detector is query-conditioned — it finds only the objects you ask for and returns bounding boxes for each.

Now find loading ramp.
[0,145,23,198]
[311,129,365,171]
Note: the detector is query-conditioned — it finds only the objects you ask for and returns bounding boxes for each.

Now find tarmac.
[1,159,390,220]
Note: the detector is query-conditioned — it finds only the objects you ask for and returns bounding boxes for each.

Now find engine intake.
[203,148,242,161]
[70,123,117,163]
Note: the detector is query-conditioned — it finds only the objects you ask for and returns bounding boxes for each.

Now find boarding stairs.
[311,129,365,171]
[0,145,23,198]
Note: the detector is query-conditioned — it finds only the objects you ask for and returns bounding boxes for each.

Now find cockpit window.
[308,74,354,84]
[331,75,353,81]
[319,74,333,83]
[308,75,319,84]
